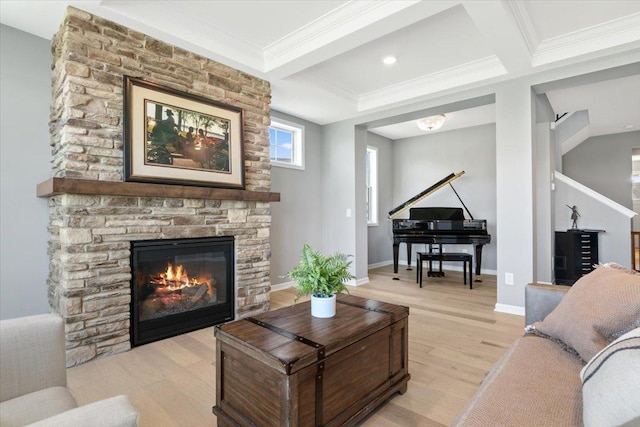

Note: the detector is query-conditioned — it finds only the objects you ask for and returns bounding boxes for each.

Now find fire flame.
[152,262,207,291]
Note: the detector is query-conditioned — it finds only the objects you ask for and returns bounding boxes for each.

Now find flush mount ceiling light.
[382,56,396,65]
[416,114,446,131]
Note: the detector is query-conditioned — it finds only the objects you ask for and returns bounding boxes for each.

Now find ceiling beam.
[264,1,455,80]
[461,0,532,76]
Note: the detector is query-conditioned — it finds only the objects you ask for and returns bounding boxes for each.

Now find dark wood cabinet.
[554,230,600,285]
[213,294,410,427]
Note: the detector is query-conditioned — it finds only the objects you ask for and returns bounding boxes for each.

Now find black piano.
[390,171,491,281]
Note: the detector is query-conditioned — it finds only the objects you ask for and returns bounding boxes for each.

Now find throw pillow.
[580,327,640,427]
[533,263,640,362]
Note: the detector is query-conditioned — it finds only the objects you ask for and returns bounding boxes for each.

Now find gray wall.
[392,124,497,272]
[354,126,368,279]
[2,21,636,318]
[322,122,357,266]
[563,131,640,210]
[366,132,394,266]
[494,82,535,310]
[534,94,557,283]
[0,25,52,319]
[555,177,632,267]
[634,148,640,231]
[269,111,324,285]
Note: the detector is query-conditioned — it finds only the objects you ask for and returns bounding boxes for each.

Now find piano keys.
[389,172,491,281]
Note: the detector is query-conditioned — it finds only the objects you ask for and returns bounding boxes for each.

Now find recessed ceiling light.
[625,124,635,129]
[382,56,396,65]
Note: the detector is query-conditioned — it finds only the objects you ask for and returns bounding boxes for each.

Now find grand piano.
[390,171,491,281]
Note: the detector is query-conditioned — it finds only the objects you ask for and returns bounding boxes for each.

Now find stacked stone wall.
[47,7,273,366]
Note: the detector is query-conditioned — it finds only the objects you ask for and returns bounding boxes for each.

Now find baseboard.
[494,303,525,316]
[272,277,369,291]
[368,260,393,269]
[348,277,370,287]
[271,281,296,291]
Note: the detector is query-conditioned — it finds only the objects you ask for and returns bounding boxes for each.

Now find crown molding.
[304,73,360,105]
[532,12,640,67]
[263,0,420,72]
[504,0,539,56]
[357,56,507,112]
[98,0,265,72]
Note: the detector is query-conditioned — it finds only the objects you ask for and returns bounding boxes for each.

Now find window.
[269,119,304,169]
[366,146,378,225]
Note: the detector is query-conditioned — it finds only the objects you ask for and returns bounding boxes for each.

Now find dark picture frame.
[123,76,244,189]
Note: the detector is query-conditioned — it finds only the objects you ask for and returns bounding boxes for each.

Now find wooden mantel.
[37,178,280,202]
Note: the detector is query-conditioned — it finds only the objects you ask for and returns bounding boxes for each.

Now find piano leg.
[393,242,400,280]
[474,244,484,282]
[427,244,445,278]
[406,243,413,271]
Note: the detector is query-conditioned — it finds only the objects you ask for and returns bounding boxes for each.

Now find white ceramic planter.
[310,294,336,318]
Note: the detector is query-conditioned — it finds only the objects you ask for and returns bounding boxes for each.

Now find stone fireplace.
[39,7,278,366]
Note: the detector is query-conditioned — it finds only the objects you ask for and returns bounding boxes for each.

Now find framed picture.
[123,76,244,189]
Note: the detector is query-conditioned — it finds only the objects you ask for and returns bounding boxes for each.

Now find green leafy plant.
[287,244,355,301]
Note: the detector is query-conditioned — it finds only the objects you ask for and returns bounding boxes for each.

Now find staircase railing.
[632,232,640,271]
[554,172,636,268]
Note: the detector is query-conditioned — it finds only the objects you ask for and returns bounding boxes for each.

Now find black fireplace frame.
[130,236,235,346]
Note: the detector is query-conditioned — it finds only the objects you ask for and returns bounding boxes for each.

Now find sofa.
[452,263,640,427]
[0,313,139,427]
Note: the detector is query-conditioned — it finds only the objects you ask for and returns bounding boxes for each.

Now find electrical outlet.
[505,272,514,285]
[346,208,352,218]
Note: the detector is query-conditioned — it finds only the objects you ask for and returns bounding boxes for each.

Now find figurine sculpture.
[566,205,580,229]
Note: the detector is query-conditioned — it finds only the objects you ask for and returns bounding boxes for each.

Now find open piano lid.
[388,171,465,219]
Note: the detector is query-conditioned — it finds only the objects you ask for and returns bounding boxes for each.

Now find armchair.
[0,313,138,427]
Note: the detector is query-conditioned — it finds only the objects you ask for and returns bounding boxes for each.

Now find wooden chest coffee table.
[213,294,410,427]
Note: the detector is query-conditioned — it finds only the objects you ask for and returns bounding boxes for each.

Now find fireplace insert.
[130,236,234,346]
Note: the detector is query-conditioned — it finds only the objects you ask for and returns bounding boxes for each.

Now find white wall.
[269,111,324,286]
[0,25,52,319]
[391,124,497,272]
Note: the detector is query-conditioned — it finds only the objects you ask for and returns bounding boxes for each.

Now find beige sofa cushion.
[0,386,77,427]
[534,264,640,362]
[25,395,139,427]
[0,314,67,402]
[451,335,584,427]
[580,327,640,427]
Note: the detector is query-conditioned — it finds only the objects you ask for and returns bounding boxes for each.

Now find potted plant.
[287,244,355,318]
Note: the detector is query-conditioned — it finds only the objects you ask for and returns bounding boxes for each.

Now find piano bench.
[416,252,473,289]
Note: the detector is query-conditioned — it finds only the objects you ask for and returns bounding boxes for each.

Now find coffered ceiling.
[1,0,639,138]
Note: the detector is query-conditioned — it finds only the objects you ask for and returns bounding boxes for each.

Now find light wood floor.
[67,265,524,426]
